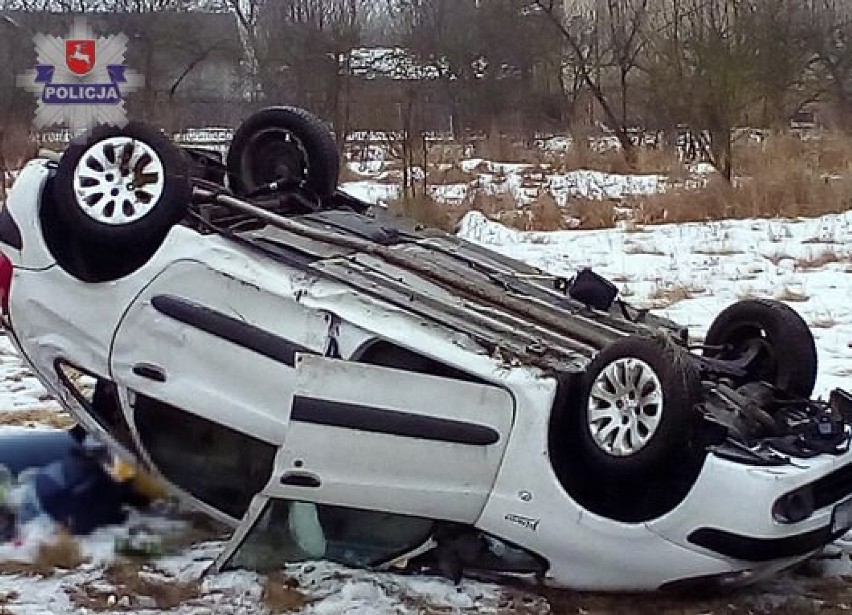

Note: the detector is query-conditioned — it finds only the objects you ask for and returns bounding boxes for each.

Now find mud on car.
[3,106,852,591]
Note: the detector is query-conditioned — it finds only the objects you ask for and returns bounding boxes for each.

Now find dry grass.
[545,137,687,176]
[475,133,542,164]
[262,571,310,613]
[0,407,75,429]
[0,532,88,577]
[635,178,736,224]
[496,209,534,231]
[735,132,852,177]
[636,146,688,177]
[730,133,852,219]
[466,190,553,232]
[387,193,458,232]
[765,252,796,267]
[693,244,744,256]
[528,192,564,231]
[638,168,852,226]
[566,199,617,230]
[561,138,633,174]
[647,283,698,308]
[794,248,850,270]
[428,143,467,167]
[623,242,666,256]
[426,165,477,185]
[68,559,202,611]
[629,133,852,228]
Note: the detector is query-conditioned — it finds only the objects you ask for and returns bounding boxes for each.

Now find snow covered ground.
[342,162,670,209]
[1,185,852,611]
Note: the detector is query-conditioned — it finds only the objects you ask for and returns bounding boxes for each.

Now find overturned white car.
[2,107,852,591]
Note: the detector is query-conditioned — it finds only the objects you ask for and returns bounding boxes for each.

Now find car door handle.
[280,472,321,488]
[132,363,167,383]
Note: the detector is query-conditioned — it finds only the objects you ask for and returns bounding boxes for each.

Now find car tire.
[52,122,190,250]
[577,335,701,480]
[703,299,817,398]
[227,106,340,200]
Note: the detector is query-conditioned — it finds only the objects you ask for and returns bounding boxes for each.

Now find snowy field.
[342,160,672,209]
[1,178,852,611]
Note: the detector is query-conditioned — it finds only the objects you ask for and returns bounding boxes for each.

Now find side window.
[225,500,434,572]
[133,394,276,520]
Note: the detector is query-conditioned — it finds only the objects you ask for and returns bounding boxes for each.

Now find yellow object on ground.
[110,458,168,501]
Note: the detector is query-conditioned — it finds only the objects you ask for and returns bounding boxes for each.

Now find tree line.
[3,0,852,179]
[223,0,852,179]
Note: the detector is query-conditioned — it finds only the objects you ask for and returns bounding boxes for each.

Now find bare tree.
[750,0,822,129]
[644,0,759,179]
[532,0,638,164]
[601,0,649,129]
[809,0,852,129]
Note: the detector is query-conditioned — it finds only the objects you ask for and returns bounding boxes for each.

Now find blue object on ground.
[0,428,130,535]
[34,452,128,534]
[0,429,79,477]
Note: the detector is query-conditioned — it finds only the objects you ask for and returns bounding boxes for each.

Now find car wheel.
[52,123,190,250]
[703,299,817,398]
[226,106,340,200]
[577,335,701,480]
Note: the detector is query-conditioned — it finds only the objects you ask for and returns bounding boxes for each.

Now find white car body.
[3,157,852,591]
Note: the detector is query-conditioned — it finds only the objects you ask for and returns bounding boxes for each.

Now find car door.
[264,354,516,524]
[109,258,330,520]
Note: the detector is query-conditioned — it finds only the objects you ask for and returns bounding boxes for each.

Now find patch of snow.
[346,47,445,81]
[689,162,717,175]
[286,561,545,615]
[548,169,665,202]
[340,182,400,205]
[347,160,385,175]
[460,159,534,175]
[430,184,470,207]
[535,136,573,152]
[0,335,56,413]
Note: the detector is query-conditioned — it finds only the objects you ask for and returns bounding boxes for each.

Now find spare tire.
[227,106,339,200]
[703,299,817,398]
